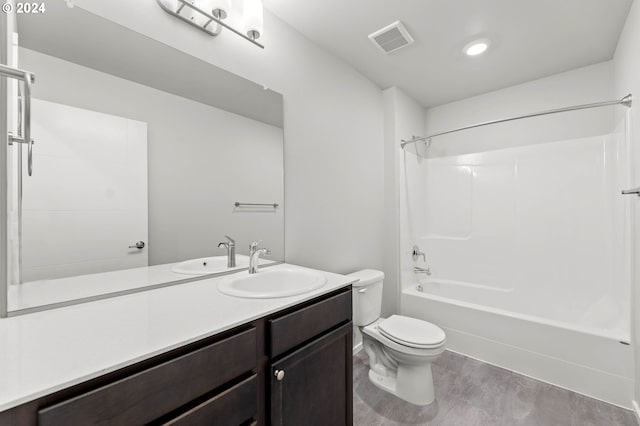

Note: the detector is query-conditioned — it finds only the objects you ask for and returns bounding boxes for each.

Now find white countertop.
[0,263,356,412]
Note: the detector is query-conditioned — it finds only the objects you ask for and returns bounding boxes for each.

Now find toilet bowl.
[362,315,445,405]
[349,270,446,406]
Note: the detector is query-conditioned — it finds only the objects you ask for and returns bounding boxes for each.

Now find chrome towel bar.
[235,202,279,208]
[622,187,640,197]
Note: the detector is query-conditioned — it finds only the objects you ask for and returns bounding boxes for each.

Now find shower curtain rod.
[400,94,633,149]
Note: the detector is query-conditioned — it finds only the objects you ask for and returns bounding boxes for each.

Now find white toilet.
[349,269,446,406]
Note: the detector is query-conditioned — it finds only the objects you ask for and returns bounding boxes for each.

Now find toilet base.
[368,364,435,406]
[368,368,396,395]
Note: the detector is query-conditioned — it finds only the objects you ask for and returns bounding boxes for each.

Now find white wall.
[71,0,385,275]
[424,61,616,157]
[383,87,426,316]
[613,0,640,412]
[20,48,284,265]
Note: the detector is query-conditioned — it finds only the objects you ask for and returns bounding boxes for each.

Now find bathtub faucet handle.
[412,245,426,262]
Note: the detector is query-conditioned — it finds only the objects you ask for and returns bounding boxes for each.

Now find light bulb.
[463,39,490,56]
[243,0,263,40]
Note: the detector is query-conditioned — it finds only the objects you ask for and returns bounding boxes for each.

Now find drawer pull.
[274,369,285,381]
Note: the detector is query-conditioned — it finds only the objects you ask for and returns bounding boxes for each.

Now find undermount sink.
[218,267,327,298]
[172,255,250,275]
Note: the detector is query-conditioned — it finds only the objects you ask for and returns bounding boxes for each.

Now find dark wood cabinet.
[270,323,352,426]
[38,329,257,426]
[268,290,351,358]
[161,375,258,426]
[0,286,352,426]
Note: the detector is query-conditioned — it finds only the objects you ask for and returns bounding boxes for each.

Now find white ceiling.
[264,0,634,108]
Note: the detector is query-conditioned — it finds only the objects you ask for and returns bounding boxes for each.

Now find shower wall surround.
[420,134,628,336]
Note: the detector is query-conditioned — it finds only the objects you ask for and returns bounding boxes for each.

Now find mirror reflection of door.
[20,99,148,282]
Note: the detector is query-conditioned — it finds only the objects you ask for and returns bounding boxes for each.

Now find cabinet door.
[270,322,352,426]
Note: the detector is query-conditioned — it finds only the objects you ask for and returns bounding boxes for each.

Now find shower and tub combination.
[397,93,636,408]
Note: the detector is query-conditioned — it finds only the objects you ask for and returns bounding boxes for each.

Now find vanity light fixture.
[463,39,490,56]
[157,0,265,49]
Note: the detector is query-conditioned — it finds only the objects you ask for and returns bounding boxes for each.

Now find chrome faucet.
[249,240,270,274]
[217,235,236,267]
[412,245,426,262]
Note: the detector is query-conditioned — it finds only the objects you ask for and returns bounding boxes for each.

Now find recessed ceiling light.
[464,39,490,56]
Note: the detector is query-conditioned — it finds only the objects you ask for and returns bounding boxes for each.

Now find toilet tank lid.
[347,269,384,287]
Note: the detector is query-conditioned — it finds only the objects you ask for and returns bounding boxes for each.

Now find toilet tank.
[348,269,384,326]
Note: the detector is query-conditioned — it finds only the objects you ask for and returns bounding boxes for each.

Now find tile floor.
[353,350,637,426]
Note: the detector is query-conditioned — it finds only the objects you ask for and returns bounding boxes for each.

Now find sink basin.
[218,267,327,298]
[172,255,250,275]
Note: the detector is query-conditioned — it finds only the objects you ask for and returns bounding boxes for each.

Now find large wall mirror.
[5,2,284,313]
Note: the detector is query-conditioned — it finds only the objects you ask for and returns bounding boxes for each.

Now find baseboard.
[632,400,640,425]
[443,325,634,409]
[353,341,363,355]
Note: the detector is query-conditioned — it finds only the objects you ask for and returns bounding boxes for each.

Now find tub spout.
[414,266,431,275]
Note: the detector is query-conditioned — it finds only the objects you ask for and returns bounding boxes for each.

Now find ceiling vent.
[368,21,414,54]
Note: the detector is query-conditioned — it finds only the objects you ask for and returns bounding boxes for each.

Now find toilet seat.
[362,318,446,357]
[378,315,446,349]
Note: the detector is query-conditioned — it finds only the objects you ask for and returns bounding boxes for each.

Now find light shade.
[464,39,490,56]
[210,0,230,19]
[157,0,178,11]
[243,0,264,40]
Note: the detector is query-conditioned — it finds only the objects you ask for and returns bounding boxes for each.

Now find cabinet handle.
[274,369,285,381]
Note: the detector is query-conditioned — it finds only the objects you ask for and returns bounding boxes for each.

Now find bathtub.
[401,283,633,408]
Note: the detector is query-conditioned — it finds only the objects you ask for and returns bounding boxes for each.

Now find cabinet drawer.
[164,375,257,426]
[269,289,351,358]
[38,327,257,426]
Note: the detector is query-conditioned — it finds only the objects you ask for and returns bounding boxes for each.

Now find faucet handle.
[412,245,426,262]
[224,235,235,245]
[249,240,263,252]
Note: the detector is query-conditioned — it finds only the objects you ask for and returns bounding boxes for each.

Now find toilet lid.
[378,315,446,349]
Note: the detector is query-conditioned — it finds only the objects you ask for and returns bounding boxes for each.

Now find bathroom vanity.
[0,265,355,425]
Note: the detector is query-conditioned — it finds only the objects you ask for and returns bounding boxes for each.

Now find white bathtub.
[401,284,634,408]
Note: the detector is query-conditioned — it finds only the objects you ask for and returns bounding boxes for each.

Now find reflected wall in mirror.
[5,2,284,313]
